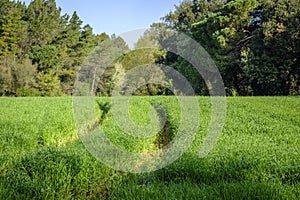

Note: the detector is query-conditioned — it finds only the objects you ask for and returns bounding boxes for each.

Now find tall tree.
[54,12,84,94]
[242,0,300,95]
[192,0,259,95]
[0,0,25,58]
[26,0,62,46]
[29,45,62,95]
[0,0,111,96]
[163,0,225,33]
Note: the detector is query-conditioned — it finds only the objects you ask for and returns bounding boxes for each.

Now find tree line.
[159,0,300,96]
[0,0,299,96]
[0,0,128,96]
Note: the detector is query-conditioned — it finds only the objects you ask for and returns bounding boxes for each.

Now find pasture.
[0,97,299,199]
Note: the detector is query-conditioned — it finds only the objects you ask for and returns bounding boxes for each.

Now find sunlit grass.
[0,97,299,199]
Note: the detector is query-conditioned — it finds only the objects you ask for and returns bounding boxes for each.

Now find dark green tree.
[163,0,225,32]
[26,0,62,46]
[191,0,260,95]
[0,0,26,58]
[242,0,300,95]
[29,45,62,95]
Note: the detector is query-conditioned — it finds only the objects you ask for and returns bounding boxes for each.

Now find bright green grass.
[0,97,299,199]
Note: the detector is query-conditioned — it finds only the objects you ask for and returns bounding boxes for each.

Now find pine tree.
[26,0,62,46]
[0,0,25,57]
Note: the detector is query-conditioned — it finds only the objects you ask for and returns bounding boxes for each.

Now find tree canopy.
[161,0,300,96]
[0,0,299,96]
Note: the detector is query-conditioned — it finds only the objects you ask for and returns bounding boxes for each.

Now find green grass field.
[0,97,299,199]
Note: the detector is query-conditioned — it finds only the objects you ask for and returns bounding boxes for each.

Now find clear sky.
[22,0,181,36]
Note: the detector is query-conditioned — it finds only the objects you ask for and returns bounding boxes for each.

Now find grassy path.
[0,97,299,199]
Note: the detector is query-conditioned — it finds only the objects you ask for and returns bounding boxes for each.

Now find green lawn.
[0,97,299,199]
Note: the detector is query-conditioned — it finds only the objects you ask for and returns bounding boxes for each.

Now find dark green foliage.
[0,0,108,96]
[163,0,225,32]
[0,0,27,58]
[160,0,300,96]
[30,45,60,72]
[241,0,300,95]
[6,148,83,199]
[26,0,62,47]
[191,0,259,95]
[0,0,299,96]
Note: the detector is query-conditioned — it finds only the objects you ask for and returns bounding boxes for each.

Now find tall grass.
[0,97,299,199]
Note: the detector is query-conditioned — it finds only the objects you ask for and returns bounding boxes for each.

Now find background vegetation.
[0,0,299,96]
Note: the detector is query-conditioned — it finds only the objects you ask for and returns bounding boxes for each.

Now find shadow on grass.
[4,147,299,199]
[2,148,84,199]
[114,153,300,199]
[1,145,118,200]
[2,98,299,199]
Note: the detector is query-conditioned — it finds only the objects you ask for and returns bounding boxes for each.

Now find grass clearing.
[0,97,299,199]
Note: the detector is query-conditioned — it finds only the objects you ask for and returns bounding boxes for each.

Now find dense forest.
[0,0,299,96]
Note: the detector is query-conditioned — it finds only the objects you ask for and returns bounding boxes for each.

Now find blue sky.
[23,0,181,36]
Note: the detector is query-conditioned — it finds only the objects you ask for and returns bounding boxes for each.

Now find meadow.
[0,96,299,199]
